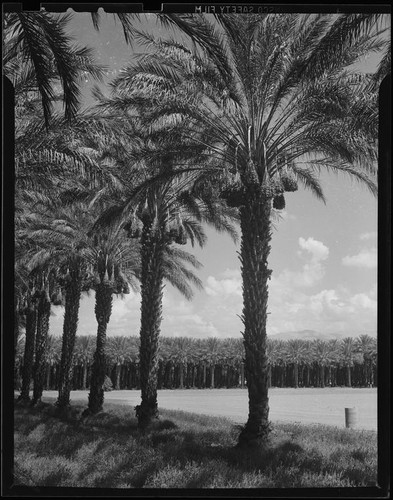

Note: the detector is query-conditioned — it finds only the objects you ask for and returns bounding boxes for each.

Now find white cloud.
[342,247,377,269]
[360,231,377,241]
[205,275,242,297]
[267,284,377,335]
[350,293,377,310]
[277,237,329,288]
[298,237,329,262]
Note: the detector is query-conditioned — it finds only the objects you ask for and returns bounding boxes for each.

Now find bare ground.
[40,387,377,431]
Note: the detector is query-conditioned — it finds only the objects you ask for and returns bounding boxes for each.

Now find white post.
[345,407,358,428]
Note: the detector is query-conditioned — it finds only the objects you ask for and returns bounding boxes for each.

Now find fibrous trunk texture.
[32,296,51,404]
[238,194,272,447]
[88,284,113,414]
[347,365,352,387]
[14,307,20,388]
[57,275,82,410]
[320,365,325,388]
[19,306,36,401]
[136,223,165,430]
[294,363,299,388]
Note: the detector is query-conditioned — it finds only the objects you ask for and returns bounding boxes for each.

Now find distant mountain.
[268,329,377,341]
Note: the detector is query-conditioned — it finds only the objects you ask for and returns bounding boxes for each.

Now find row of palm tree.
[15,334,377,391]
[9,10,387,446]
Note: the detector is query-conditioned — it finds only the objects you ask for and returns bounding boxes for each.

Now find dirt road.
[41,387,377,431]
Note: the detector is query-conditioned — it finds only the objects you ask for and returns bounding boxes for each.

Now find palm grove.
[8,12,388,447]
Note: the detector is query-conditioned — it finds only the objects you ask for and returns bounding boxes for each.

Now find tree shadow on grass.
[157,429,308,475]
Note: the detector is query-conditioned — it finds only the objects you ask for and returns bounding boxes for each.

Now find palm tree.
[106,336,130,390]
[15,220,59,405]
[14,331,25,391]
[74,336,95,390]
[44,335,61,390]
[83,225,140,415]
[14,262,37,401]
[17,201,93,410]
[224,337,245,388]
[18,296,37,401]
[170,337,196,388]
[355,334,377,386]
[340,337,363,387]
[135,240,204,427]
[83,112,238,428]
[56,257,87,410]
[113,13,385,444]
[31,271,54,404]
[3,11,104,125]
[311,340,340,388]
[201,337,222,389]
[266,339,283,388]
[284,339,308,388]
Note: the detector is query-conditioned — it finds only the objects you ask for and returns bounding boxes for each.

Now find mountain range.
[268,329,377,341]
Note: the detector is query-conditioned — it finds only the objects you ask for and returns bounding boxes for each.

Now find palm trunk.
[115,363,121,390]
[87,284,113,414]
[210,363,215,388]
[203,363,207,387]
[46,364,51,389]
[179,362,184,389]
[223,365,228,388]
[294,363,299,388]
[370,360,374,387]
[57,275,82,410]
[19,306,36,401]
[306,366,311,387]
[320,365,325,388]
[82,363,88,390]
[267,365,272,388]
[238,195,272,446]
[240,362,245,388]
[14,307,20,389]
[32,295,51,404]
[136,224,166,429]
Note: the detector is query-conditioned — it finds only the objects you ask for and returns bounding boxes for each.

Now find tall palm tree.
[14,330,25,391]
[31,270,55,404]
[135,240,204,427]
[82,225,140,415]
[113,13,385,444]
[17,295,37,401]
[83,112,238,428]
[17,201,94,410]
[14,262,37,401]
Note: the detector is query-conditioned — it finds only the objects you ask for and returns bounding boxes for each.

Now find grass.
[13,398,377,489]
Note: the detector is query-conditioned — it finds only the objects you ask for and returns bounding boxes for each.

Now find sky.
[50,12,379,340]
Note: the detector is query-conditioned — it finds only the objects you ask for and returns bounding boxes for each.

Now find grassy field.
[13,398,377,489]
